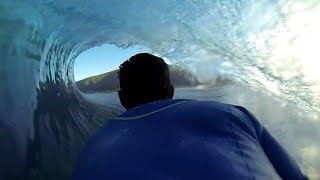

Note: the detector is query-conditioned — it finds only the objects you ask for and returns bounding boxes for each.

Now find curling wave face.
[0,0,319,179]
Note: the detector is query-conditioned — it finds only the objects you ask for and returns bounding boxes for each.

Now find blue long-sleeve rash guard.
[72,99,305,180]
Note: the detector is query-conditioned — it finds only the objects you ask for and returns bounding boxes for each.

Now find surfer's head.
[118,53,174,109]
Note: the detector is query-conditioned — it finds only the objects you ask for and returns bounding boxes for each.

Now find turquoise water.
[0,0,320,179]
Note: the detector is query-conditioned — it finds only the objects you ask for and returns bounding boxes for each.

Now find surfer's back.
[73,99,305,180]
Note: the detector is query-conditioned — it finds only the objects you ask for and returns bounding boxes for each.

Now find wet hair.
[118,53,172,108]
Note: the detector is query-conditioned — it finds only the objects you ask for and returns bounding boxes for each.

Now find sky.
[73,44,149,81]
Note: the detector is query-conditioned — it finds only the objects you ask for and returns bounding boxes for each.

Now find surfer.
[72,53,307,179]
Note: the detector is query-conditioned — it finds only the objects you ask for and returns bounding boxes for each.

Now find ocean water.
[0,0,319,179]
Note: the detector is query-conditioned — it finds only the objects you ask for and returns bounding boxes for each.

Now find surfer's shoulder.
[180,99,239,114]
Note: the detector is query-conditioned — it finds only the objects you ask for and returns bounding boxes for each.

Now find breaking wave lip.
[0,0,319,179]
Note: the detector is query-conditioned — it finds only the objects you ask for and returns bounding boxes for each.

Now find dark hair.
[118,53,172,108]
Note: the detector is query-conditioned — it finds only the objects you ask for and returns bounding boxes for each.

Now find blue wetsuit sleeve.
[234,106,306,180]
[260,125,307,179]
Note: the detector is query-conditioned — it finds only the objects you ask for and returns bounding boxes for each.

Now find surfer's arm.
[235,106,306,179]
[259,126,308,179]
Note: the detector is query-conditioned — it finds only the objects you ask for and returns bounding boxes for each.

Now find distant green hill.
[76,66,201,93]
